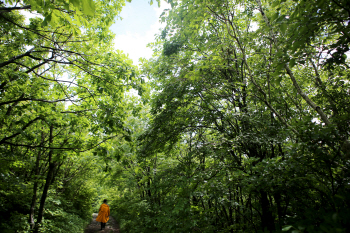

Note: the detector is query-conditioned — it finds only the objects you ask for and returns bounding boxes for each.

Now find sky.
[20,0,168,65]
[110,0,170,65]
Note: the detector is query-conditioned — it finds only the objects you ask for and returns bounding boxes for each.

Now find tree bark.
[255,0,332,126]
[0,5,31,13]
[0,47,34,68]
[34,125,56,233]
[29,131,45,229]
[260,191,275,232]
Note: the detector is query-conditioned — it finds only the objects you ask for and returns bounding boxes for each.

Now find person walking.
[96,199,110,230]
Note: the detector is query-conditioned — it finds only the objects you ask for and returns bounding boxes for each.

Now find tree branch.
[0,47,35,68]
[61,109,98,114]
[3,135,118,153]
[0,116,42,145]
[0,97,84,106]
[0,5,31,13]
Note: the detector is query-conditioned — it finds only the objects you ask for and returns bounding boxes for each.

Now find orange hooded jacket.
[96,203,110,223]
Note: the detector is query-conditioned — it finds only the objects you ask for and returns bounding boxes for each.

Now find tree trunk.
[34,125,56,233]
[274,192,283,230]
[29,130,44,229]
[260,190,275,232]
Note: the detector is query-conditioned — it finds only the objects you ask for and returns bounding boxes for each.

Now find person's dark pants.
[101,222,106,229]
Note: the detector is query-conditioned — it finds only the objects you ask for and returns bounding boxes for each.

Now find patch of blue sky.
[110,0,170,65]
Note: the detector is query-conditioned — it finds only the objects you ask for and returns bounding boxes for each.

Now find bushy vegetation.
[108,0,350,232]
[1,0,349,232]
[0,0,135,232]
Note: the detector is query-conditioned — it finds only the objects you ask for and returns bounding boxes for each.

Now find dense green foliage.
[108,0,350,232]
[0,0,136,232]
[1,0,350,233]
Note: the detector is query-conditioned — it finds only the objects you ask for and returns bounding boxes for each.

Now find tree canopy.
[0,0,137,232]
[113,0,350,232]
[0,0,349,232]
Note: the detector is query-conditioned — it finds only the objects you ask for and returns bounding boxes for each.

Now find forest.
[0,0,349,232]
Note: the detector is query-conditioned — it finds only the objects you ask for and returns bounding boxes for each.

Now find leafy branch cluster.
[0,0,139,232]
[108,0,350,232]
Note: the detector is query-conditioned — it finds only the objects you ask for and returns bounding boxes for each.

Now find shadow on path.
[84,213,120,233]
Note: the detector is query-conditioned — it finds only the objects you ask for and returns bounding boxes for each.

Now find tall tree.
[123,0,350,232]
[0,0,138,232]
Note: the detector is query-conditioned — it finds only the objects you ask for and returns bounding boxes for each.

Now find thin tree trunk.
[34,125,56,233]
[274,192,283,230]
[255,0,332,126]
[260,191,275,232]
[29,131,45,229]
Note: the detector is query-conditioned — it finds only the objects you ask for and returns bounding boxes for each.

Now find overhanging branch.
[0,5,31,13]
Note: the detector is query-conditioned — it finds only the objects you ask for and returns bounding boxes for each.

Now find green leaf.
[289,58,296,67]
[272,1,279,8]
[271,12,279,22]
[291,41,303,52]
[82,0,96,16]
[276,76,282,85]
[74,14,82,27]
[70,0,80,8]
[282,225,293,231]
[275,63,285,72]
[42,12,51,26]
[50,10,59,26]
[280,23,287,33]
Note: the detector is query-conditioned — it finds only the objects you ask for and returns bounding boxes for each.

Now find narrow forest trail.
[84,213,120,233]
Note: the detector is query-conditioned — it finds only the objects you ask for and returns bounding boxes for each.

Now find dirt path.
[84,213,120,233]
